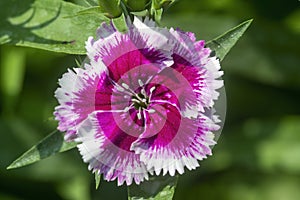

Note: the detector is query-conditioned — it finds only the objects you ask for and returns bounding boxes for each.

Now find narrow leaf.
[128,175,178,200]
[95,173,101,189]
[206,19,253,61]
[0,0,108,54]
[7,130,77,169]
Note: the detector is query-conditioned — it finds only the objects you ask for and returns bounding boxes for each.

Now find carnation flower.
[54,17,223,186]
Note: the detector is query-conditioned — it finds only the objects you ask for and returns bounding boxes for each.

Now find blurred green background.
[1,0,299,199]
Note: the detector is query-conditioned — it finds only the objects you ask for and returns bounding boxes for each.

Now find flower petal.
[86,19,174,83]
[184,114,219,164]
[149,66,200,118]
[76,111,148,186]
[54,63,106,140]
[131,103,200,176]
[168,28,224,111]
[132,112,219,176]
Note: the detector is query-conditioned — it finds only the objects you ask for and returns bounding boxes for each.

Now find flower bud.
[125,0,150,11]
[98,0,122,18]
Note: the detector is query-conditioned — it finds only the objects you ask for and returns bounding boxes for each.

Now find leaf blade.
[7,130,77,169]
[95,173,101,189]
[206,19,253,61]
[128,175,178,200]
[0,0,108,54]
[112,14,128,33]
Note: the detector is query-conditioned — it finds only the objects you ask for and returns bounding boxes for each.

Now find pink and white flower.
[54,17,224,186]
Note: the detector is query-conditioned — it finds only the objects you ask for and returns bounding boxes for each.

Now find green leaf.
[128,175,178,200]
[0,0,108,54]
[95,173,101,189]
[7,130,77,169]
[206,19,253,61]
[81,0,99,7]
[112,14,128,33]
[75,6,103,16]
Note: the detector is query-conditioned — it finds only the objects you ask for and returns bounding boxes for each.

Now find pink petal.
[131,103,199,176]
[76,112,148,186]
[54,64,105,140]
[86,23,173,83]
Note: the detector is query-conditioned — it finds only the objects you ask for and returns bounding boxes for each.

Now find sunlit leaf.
[7,130,77,169]
[95,173,101,189]
[75,6,103,16]
[0,0,108,54]
[81,0,99,7]
[112,14,128,32]
[207,19,253,61]
[128,175,178,200]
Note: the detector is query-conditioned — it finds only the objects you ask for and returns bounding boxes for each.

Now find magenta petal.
[76,112,148,186]
[95,73,114,111]
[184,114,219,165]
[169,27,201,67]
[131,103,199,176]
[131,113,218,176]
[96,111,143,150]
[86,23,173,83]
[106,49,167,83]
[138,104,168,139]
[141,104,182,145]
[54,65,105,140]
[169,29,223,110]
[149,66,200,118]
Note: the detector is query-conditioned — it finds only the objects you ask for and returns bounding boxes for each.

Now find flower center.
[114,79,156,120]
[131,92,149,110]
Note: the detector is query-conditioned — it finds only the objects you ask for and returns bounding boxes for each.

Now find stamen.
[148,86,156,100]
[122,83,129,89]
[114,82,135,96]
[147,109,155,113]
[124,103,134,112]
[115,85,125,92]
[138,79,144,87]
[134,93,144,102]
[131,98,140,103]
[141,88,146,96]
[150,86,156,93]
[137,107,142,120]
